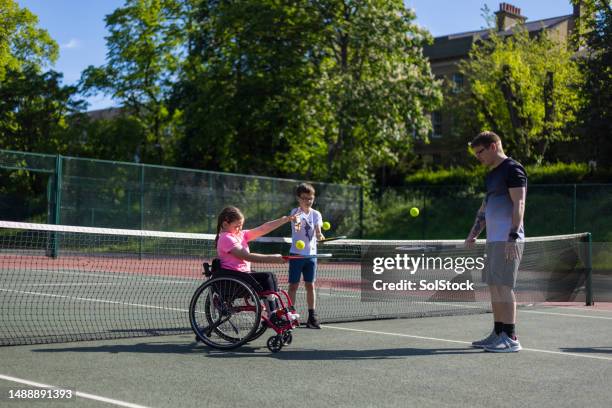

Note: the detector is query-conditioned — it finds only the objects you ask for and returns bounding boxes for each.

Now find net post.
[585,232,593,306]
[572,184,577,233]
[46,177,53,225]
[421,189,427,240]
[47,154,62,258]
[359,186,364,238]
[207,172,213,233]
[139,164,145,260]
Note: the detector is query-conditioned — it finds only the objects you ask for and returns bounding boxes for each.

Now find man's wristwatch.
[508,232,519,242]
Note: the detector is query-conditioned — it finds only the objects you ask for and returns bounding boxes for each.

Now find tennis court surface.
[1,221,610,407]
[1,306,611,408]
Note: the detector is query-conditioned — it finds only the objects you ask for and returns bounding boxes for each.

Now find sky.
[17,0,574,111]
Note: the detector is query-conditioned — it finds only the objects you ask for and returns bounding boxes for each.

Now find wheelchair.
[189,259,299,353]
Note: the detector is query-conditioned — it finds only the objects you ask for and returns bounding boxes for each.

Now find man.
[465,131,527,353]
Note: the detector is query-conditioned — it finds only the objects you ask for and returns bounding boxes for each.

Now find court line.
[520,309,612,320]
[0,288,188,313]
[5,268,199,285]
[316,290,488,310]
[324,325,612,362]
[0,374,151,408]
[550,306,612,313]
[12,283,122,287]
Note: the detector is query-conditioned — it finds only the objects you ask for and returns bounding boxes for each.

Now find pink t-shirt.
[217,230,253,272]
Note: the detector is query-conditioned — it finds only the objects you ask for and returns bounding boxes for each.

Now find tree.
[80,0,185,164]
[174,0,327,175]
[0,67,85,152]
[456,24,584,164]
[286,0,442,183]
[0,0,84,153]
[574,0,612,167]
[0,0,57,81]
[176,0,441,183]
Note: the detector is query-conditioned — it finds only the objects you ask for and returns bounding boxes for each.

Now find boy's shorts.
[482,242,524,288]
[288,258,317,284]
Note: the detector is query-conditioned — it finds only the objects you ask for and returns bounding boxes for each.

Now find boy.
[288,183,324,328]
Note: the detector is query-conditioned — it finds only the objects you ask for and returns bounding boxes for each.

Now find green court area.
[1,307,611,408]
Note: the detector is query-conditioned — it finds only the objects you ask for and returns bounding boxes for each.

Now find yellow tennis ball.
[410,207,420,217]
[296,240,305,250]
[322,221,331,231]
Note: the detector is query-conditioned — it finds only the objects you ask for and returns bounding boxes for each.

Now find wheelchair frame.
[189,260,299,353]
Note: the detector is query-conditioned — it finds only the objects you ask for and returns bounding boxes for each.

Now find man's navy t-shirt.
[484,158,528,242]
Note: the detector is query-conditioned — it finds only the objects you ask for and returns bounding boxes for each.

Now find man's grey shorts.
[482,242,524,288]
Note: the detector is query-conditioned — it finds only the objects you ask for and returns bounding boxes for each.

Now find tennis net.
[0,221,591,345]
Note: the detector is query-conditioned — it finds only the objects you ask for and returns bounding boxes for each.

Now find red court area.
[0,254,363,286]
[0,254,203,279]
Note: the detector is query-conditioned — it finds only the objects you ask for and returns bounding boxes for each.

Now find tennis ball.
[410,207,420,217]
[296,240,305,250]
[322,221,331,231]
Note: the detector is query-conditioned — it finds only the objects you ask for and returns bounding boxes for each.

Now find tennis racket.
[282,254,333,260]
[317,236,347,243]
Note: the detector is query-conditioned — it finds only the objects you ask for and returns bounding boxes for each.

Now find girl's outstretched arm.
[247,214,297,241]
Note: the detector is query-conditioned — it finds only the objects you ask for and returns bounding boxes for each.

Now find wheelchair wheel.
[190,277,261,350]
[247,321,268,343]
[267,334,283,353]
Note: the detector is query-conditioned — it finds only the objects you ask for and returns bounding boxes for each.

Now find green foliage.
[526,162,588,184]
[0,67,85,153]
[364,187,482,239]
[0,1,81,155]
[73,116,147,162]
[80,0,185,164]
[284,0,442,184]
[573,0,612,167]
[176,0,441,184]
[0,0,58,80]
[455,23,584,164]
[406,166,486,186]
[365,183,612,241]
[175,0,322,174]
[405,162,610,186]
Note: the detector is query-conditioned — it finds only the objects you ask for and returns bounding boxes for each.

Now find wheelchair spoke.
[203,314,233,336]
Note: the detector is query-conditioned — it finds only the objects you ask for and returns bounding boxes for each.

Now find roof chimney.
[495,2,527,31]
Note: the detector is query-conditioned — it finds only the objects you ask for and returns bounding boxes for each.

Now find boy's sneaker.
[306,314,321,329]
[471,331,498,348]
[484,332,522,353]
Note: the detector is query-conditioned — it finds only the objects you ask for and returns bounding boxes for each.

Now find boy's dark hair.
[470,131,501,148]
[296,183,316,197]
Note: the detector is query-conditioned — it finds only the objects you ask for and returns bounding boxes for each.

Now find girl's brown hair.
[215,206,244,245]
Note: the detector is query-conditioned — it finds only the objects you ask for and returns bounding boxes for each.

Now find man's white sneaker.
[484,332,522,353]
[471,331,499,348]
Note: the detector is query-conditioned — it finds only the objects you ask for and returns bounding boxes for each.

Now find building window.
[452,72,464,93]
[432,111,443,138]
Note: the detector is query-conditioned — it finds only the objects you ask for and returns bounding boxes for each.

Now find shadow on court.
[32,342,477,359]
[559,346,612,354]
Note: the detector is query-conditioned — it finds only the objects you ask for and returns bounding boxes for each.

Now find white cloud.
[62,38,81,50]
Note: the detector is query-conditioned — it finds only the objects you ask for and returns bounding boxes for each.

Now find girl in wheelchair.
[215,206,299,326]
